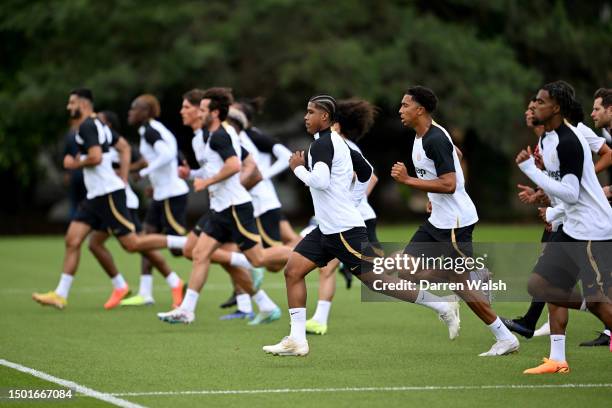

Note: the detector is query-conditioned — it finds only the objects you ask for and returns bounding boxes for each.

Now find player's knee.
[87,239,100,254]
[527,275,545,300]
[248,253,265,268]
[192,246,209,265]
[120,239,139,253]
[284,263,301,281]
[183,246,193,260]
[65,235,82,251]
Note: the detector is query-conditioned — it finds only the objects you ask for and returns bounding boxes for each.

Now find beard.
[202,116,212,129]
[69,108,82,119]
[531,117,543,127]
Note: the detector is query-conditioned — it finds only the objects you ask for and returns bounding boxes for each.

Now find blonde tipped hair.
[137,94,161,118]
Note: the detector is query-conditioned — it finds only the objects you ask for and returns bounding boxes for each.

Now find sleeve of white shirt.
[139,140,174,177]
[518,157,580,204]
[189,167,208,180]
[578,122,604,153]
[294,162,330,190]
[545,205,565,223]
[262,144,292,179]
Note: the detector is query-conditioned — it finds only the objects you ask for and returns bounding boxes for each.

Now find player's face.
[524,101,537,127]
[399,94,421,128]
[66,94,82,119]
[180,99,200,127]
[127,100,148,126]
[532,90,558,126]
[304,102,328,135]
[199,99,214,129]
[591,97,611,129]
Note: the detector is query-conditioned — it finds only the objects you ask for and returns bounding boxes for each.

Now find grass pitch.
[1,225,610,407]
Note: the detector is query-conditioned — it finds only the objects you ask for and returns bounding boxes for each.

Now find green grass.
[0,225,611,408]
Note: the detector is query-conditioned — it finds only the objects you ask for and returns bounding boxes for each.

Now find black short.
[540,228,552,243]
[279,210,288,221]
[193,211,210,237]
[256,208,282,248]
[533,228,612,297]
[144,193,188,236]
[202,202,261,251]
[130,209,143,233]
[403,220,474,259]
[74,189,135,237]
[365,218,380,246]
[294,226,377,274]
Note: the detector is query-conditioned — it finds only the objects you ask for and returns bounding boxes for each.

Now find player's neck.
[75,110,94,126]
[207,120,221,133]
[544,115,563,132]
[414,117,432,138]
[191,120,203,132]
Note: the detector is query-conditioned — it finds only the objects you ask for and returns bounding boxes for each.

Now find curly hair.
[335,98,378,142]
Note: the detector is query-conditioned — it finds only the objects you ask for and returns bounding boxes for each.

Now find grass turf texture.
[1,225,610,408]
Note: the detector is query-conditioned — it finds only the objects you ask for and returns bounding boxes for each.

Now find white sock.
[253,290,277,312]
[180,288,199,313]
[312,300,332,325]
[111,274,127,290]
[414,290,449,314]
[230,252,253,269]
[165,271,181,289]
[604,329,611,337]
[55,273,73,299]
[549,334,566,361]
[236,293,253,313]
[139,275,153,298]
[580,299,587,311]
[167,235,187,250]
[488,316,515,341]
[289,307,306,342]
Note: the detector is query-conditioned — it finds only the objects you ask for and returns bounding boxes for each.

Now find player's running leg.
[306,259,338,335]
[33,221,92,309]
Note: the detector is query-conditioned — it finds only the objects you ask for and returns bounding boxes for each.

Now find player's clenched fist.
[391,162,410,184]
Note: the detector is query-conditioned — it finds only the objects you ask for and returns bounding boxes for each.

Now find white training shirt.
[520,121,612,240]
[294,128,366,234]
[239,130,282,217]
[544,122,605,231]
[138,119,189,201]
[411,121,478,229]
[198,123,252,212]
[75,116,126,199]
[108,147,139,210]
[345,139,376,221]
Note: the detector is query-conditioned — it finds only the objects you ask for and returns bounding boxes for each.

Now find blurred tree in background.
[0,0,610,225]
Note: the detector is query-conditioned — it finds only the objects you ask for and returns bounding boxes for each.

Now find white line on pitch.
[0,359,147,408]
[112,383,612,397]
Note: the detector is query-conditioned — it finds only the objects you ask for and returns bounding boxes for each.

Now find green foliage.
[0,0,609,187]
